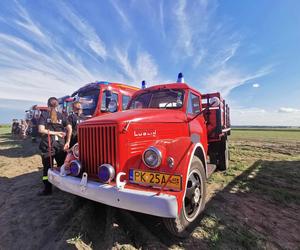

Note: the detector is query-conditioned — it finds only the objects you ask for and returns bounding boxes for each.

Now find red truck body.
[48,80,230,237]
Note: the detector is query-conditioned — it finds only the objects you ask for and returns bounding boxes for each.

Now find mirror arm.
[188,107,208,122]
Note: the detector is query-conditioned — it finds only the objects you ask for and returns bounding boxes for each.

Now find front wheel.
[163,156,206,238]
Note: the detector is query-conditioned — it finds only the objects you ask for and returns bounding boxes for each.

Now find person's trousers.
[41,150,66,191]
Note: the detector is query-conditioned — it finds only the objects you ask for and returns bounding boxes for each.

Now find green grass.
[231,128,300,141]
[0,126,10,135]
[194,212,264,249]
[203,128,300,249]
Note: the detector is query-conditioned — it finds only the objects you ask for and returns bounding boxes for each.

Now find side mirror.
[108,100,118,113]
[209,97,221,107]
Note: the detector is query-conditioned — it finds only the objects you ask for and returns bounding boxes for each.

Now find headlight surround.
[70,160,82,176]
[143,146,162,168]
[72,143,79,159]
[98,164,115,183]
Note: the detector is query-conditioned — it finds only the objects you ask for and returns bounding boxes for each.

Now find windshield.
[129,89,184,109]
[77,89,99,116]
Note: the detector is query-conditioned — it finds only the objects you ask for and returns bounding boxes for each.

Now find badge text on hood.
[133,129,157,137]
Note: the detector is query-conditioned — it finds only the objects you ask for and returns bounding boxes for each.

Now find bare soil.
[0,131,299,250]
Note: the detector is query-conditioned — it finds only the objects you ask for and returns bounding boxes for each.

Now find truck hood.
[81,109,187,125]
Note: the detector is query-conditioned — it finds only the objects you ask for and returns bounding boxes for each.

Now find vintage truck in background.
[58,95,74,117]
[70,81,139,118]
[48,74,231,237]
[58,81,139,118]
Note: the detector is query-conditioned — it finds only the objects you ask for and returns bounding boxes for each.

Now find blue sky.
[0,0,299,125]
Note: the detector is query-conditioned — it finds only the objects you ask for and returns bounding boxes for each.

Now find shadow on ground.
[0,133,40,158]
[1,160,299,250]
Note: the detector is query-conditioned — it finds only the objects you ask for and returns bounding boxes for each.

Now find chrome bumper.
[48,169,178,218]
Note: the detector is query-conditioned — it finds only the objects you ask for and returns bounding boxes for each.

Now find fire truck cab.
[48,74,230,237]
[71,81,139,118]
[58,95,74,117]
[25,105,48,120]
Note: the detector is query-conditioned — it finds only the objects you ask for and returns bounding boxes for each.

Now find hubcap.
[194,187,200,203]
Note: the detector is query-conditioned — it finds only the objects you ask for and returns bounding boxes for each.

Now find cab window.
[187,92,201,115]
[122,95,130,110]
[101,91,118,111]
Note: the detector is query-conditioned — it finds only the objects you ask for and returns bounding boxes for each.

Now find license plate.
[129,169,181,191]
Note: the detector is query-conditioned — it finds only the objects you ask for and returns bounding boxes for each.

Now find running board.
[207,164,217,178]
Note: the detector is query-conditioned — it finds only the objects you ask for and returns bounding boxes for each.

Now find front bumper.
[48,169,178,218]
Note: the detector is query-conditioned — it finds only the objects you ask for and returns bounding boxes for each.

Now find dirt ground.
[0,128,300,250]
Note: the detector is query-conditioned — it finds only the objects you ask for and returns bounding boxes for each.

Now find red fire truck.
[48,74,230,237]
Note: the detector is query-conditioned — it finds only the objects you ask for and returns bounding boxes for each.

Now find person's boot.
[38,181,52,196]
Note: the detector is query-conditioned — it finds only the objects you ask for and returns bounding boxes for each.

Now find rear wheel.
[163,156,206,238]
[217,138,229,171]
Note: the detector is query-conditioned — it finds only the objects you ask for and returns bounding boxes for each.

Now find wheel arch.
[191,143,208,178]
[178,142,208,216]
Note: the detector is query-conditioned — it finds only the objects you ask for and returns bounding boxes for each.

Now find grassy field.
[0,127,299,249]
[0,125,10,135]
[231,128,300,141]
[200,128,300,249]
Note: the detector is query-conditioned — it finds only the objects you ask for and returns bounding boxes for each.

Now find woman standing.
[38,97,72,195]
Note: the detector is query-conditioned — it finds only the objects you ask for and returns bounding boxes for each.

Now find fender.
[190,142,207,173]
[183,143,208,195]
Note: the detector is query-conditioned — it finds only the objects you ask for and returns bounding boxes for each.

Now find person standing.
[20,119,28,139]
[11,119,19,136]
[68,101,86,147]
[38,97,72,195]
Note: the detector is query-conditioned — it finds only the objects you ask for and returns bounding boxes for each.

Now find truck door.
[186,91,208,153]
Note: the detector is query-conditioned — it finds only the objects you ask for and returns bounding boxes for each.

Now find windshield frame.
[128,88,185,110]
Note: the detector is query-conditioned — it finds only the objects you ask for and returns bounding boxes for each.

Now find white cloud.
[278,107,300,113]
[203,65,273,97]
[114,48,158,84]
[159,1,166,39]
[110,0,132,29]
[232,107,300,126]
[252,83,260,88]
[173,0,193,56]
[57,2,107,60]
[14,2,46,39]
[211,42,240,69]
[0,12,102,102]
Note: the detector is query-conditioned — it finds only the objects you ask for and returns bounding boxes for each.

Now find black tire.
[163,156,207,238]
[217,138,229,171]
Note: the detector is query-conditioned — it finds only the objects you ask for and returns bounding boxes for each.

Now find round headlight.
[98,164,115,183]
[70,160,82,176]
[143,146,162,168]
[72,143,79,159]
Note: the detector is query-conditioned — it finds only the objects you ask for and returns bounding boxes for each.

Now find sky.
[0,0,299,126]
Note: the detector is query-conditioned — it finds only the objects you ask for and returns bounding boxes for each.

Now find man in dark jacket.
[68,101,87,147]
